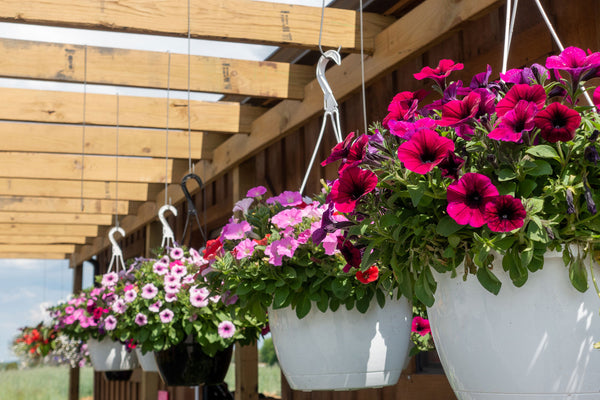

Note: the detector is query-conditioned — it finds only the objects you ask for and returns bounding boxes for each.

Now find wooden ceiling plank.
[0,252,68,260]
[0,0,393,53]
[0,122,204,159]
[2,224,97,236]
[0,178,149,201]
[0,152,186,183]
[0,87,264,133]
[0,197,129,214]
[0,38,314,100]
[71,0,503,267]
[0,244,76,253]
[0,211,113,225]
[0,235,87,245]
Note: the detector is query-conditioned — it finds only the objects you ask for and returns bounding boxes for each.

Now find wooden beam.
[0,235,88,245]
[0,211,113,225]
[0,87,265,133]
[0,252,68,260]
[70,0,502,266]
[0,224,98,236]
[0,0,393,53]
[0,244,76,253]
[0,196,129,214]
[0,152,186,183]
[0,178,149,201]
[0,38,314,100]
[0,122,204,159]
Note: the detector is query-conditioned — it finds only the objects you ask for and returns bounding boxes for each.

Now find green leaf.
[525,198,544,214]
[518,179,537,197]
[436,216,463,237]
[569,256,588,293]
[380,213,401,228]
[295,296,311,319]
[414,269,435,307]
[498,169,517,181]
[448,234,461,248]
[316,292,329,312]
[283,266,297,279]
[493,236,516,251]
[273,286,290,309]
[236,282,253,296]
[356,293,371,313]
[496,181,516,196]
[526,145,560,160]
[329,297,340,312]
[524,159,552,176]
[376,289,386,309]
[526,219,548,243]
[476,267,501,295]
[407,183,426,207]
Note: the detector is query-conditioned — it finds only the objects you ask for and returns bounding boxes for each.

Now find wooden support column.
[232,161,260,400]
[68,262,84,400]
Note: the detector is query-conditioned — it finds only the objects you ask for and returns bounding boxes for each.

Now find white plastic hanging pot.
[268,296,412,391]
[427,250,600,399]
[135,348,159,373]
[87,338,138,371]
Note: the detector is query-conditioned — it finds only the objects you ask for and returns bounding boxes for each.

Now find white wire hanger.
[107,226,126,273]
[159,204,178,248]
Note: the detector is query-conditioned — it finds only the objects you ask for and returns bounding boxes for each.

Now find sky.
[0,0,329,363]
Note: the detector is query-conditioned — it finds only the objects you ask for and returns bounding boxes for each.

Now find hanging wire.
[114,93,120,229]
[80,45,88,211]
[187,0,193,173]
[359,0,368,134]
[165,51,172,206]
[318,0,326,55]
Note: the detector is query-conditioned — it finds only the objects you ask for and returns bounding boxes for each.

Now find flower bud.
[585,146,600,165]
[486,154,498,169]
[566,189,575,214]
[584,180,597,215]
[590,130,599,143]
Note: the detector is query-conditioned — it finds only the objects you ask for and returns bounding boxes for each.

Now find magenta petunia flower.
[135,313,148,326]
[170,247,184,260]
[488,100,537,142]
[413,59,464,89]
[534,102,581,143]
[218,321,236,339]
[438,91,481,131]
[594,86,600,108]
[266,191,304,207]
[321,131,356,167]
[141,283,158,300]
[65,306,75,314]
[234,238,256,260]
[124,289,137,303]
[104,315,117,331]
[397,129,455,174]
[412,316,431,336]
[495,84,546,117]
[388,117,437,140]
[246,186,267,198]
[438,150,465,181]
[101,272,118,287]
[382,90,428,127]
[159,309,174,323]
[501,64,549,85]
[546,46,600,83]
[340,134,370,171]
[221,220,252,240]
[330,167,378,213]
[447,173,499,227]
[484,195,527,232]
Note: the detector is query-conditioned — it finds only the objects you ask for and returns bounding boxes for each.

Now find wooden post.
[68,262,83,400]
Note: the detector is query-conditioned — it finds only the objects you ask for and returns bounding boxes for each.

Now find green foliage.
[258,337,278,366]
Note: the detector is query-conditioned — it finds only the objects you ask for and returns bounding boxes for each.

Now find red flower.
[341,134,370,172]
[382,90,428,128]
[412,316,431,336]
[253,234,270,246]
[484,195,527,232]
[321,131,355,167]
[337,236,362,273]
[397,129,455,174]
[330,167,378,213]
[534,102,581,143]
[413,59,464,89]
[203,238,224,261]
[356,265,379,284]
[447,173,499,228]
[496,84,546,117]
[488,100,537,142]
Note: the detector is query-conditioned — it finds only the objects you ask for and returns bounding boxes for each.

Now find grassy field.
[0,363,280,399]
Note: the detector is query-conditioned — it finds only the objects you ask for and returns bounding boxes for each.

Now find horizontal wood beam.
[0,252,68,260]
[0,121,204,159]
[0,197,129,214]
[0,178,149,201]
[0,38,314,100]
[0,87,264,133]
[0,152,186,183]
[1,224,98,236]
[70,0,502,267]
[0,235,88,244]
[0,0,393,53]
[0,211,113,225]
[0,244,76,253]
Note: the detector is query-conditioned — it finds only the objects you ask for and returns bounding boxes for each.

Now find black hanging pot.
[104,370,133,381]
[154,336,233,387]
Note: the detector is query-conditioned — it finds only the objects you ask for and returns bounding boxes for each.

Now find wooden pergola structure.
[1,0,598,399]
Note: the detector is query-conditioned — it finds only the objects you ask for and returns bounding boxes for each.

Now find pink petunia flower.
[141,283,159,300]
[153,262,168,276]
[101,272,118,287]
[104,315,117,331]
[271,208,303,229]
[382,90,428,128]
[413,59,464,90]
[221,220,252,240]
[546,46,600,84]
[159,309,174,323]
[488,100,537,142]
[234,238,256,260]
[484,195,527,232]
[171,264,187,279]
[148,300,162,313]
[495,84,546,118]
[397,129,455,174]
[170,247,184,260]
[112,299,127,314]
[412,316,431,336]
[330,167,378,213]
[246,186,267,198]
[135,313,148,326]
[124,290,137,303]
[190,290,209,307]
[218,321,236,339]
[266,191,304,207]
[388,117,437,140]
[447,173,499,228]
[164,282,181,295]
[165,293,178,303]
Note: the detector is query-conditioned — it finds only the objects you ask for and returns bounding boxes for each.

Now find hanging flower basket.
[428,250,600,399]
[268,296,412,391]
[87,338,138,372]
[154,335,233,387]
[135,348,159,373]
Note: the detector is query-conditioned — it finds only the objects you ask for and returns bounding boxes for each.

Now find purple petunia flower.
[104,315,117,331]
[266,191,304,207]
[141,283,158,300]
[218,321,236,339]
[233,198,254,214]
[546,46,600,84]
[221,220,252,240]
[159,309,174,323]
[135,313,148,326]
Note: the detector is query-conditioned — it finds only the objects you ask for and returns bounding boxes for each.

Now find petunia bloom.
[356,265,379,284]
[397,129,455,174]
[484,195,527,232]
[124,289,137,303]
[545,46,600,84]
[271,208,303,230]
[101,272,118,287]
[534,102,581,143]
[412,316,431,336]
[447,173,499,227]
[221,220,252,240]
[321,131,356,167]
[135,313,148,326]
[159,309,174,323]
[330,167,378,213]
[246,186,267,198]
[170,247,184,260]
[382,90,428,127]
[141,283,158,300]
[218,321,236,339]
[413,59,464,90]
[437,150,465,181]
[488,100,537,142]
[104,316,117,331]
[234,238,256,260]
[266,191,304,207]
[495,84,546,118]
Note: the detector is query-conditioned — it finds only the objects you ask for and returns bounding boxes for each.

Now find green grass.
[0,365,94,400]
[224,362,282,397]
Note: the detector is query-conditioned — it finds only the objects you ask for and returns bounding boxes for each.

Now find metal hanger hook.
[181,173,207,244]
[107,226,126,273]
[158,204,178,249]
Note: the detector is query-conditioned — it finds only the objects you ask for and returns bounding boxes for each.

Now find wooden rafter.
[0,197,129,214]
[3,224,98,236]
[0,211,113,225]
[0,252,69,260]
[0,122,204,159]
[0,244,77,253]
[0,178,149,201]
[0,0,393,53]
[0,235,87,245]
[0,152,187,183]
[71,0,504,267]
[0,87,264,133]
[0,38,314,100]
